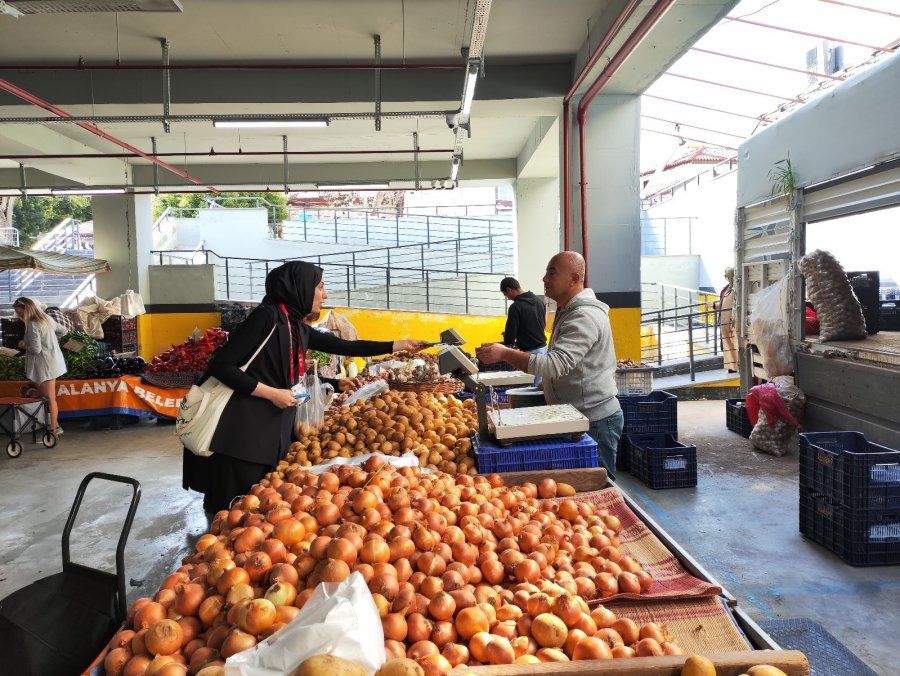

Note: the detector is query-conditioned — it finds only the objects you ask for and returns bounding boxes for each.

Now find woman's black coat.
[204,304,392,466]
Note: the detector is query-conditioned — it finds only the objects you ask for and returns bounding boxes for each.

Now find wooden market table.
[0,376,188,420]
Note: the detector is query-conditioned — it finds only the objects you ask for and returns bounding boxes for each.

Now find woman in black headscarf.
[183,261,425,515]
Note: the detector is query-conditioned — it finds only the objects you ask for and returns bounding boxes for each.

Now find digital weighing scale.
[437,342,588,444]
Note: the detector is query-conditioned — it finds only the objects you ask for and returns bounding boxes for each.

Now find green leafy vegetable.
[59,330,100,379]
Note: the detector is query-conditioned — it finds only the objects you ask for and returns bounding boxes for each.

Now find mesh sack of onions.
[798,249,867,342]
[748,376,806,457]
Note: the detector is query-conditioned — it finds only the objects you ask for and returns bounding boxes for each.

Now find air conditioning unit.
[3,0,182,12]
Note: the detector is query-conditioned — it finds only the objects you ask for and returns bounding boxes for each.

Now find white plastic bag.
[342,379,389,407]
[224,572,385,676]
[119,289,146,318]
[749,277,793,378]
[303,450,421,474]
[295,364,335,437]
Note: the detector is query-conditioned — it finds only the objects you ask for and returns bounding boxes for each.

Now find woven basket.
[389,380,464,395]
[142,371,201,389]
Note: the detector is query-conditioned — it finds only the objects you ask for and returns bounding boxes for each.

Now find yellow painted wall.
[138,312,222,361]
[136,306,643,363]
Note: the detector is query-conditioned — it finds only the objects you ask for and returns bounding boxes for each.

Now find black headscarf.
[262,261,324,372]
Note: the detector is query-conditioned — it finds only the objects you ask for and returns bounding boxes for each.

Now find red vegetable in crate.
[146,328,228,373]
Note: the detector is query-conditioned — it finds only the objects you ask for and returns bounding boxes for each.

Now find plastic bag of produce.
[224,572,385,676]
[747,377,805,456]
[295,364,334,437]
[798,249,867,341]
[749,277,793,378]
[341,378,389,407]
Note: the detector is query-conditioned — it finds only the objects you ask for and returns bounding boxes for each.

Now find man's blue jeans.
[528,345,548,385]
[587,409,625,481]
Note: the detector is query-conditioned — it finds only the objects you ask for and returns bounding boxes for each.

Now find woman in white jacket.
[13,297,67,435]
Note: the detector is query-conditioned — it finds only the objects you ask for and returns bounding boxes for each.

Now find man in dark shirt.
[500,277,547,384]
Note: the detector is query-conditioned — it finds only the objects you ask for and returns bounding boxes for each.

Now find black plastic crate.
[847,271,880,335]
[880,301,899,332]
[799,489,900,566]
[617,390,677,437]
[101,315,137,334]
[800,432,900,511]
[626,433,697,489]
[725,398,752,438]
[1,317,25,349]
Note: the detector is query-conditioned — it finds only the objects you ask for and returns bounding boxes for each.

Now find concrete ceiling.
[0,0,738,193]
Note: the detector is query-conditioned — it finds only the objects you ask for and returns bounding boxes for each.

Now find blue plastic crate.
[625,433,697,489]
[617,390,678,437]
[474,434,598,474]
[800,432,900,511]
[800,488,900,566]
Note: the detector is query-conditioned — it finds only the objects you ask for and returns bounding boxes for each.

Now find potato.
[375,658,424,676]
[293,654,367,676]
[556,482,576,497]
[747,667,787,676]
[681,654,716,676]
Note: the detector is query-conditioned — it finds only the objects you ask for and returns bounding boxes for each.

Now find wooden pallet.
[462,650,809,676]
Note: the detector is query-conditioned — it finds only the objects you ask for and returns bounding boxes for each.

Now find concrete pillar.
[567,94,642,359]
[92,194,155,301]
[514,177,560,294]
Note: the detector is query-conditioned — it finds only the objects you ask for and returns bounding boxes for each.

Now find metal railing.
[641,282,717,317]
[640,216,697,256]
[151,248,511,316]
[277,208,513,248]
[641,300,721,381]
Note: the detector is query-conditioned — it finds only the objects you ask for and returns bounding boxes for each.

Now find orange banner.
[0,376,189,420]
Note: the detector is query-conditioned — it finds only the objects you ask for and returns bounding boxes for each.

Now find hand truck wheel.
[42,431,58,448]
[7,440,23,458]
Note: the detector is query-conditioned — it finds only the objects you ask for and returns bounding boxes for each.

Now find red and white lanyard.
[279,304,305,384]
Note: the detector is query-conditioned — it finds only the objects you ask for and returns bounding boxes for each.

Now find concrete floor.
[0,404,896,675]
[616,400,897,676]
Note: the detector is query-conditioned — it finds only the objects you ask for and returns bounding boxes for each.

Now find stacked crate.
[799,432,900,565]
[846,271,880,335]
[1,317,25,350]
[101,316,137,354]
[617,391,696,488]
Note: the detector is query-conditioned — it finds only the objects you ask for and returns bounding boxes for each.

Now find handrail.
[62,274,97,308]
[641,297,721,381]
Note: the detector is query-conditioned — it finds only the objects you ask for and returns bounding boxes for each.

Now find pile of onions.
[108,457,675,675]
[287,391,478,474]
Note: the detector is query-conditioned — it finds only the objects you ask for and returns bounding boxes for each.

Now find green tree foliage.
[152,192,289,223]
[10,196,92,247]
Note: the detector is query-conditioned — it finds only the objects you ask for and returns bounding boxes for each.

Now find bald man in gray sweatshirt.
[477,251,623,478]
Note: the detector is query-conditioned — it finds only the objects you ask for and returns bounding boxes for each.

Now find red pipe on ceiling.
[0,62,465,71]
[562,0,642,252]
[575,0,676,286]
[0,78,218,193]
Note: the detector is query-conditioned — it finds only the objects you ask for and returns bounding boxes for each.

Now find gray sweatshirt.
[527,288,620,421]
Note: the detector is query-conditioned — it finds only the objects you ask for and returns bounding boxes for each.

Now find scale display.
[488,404,589,441]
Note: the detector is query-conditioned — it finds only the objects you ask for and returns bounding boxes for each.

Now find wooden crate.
[462,650,809,676]
[495,466,608,493]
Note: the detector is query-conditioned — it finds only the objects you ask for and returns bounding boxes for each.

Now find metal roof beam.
[725,16,896,54]
[665,72,806,104]
[691,47,845,81]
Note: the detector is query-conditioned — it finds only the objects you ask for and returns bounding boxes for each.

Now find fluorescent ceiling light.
[450,156,461,182]
[51,188,126,195]
[317,183,390,190]
[213,119,329,128]
[461,65,478,115]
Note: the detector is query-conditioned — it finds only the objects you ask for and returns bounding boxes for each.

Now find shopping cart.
[0,472,141,676]
[0,395,57,457]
